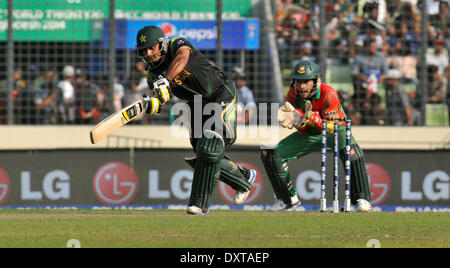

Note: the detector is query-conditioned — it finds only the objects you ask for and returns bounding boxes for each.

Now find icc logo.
[93,162,139,205]
[218,162,263,205]
[0,167,10,205]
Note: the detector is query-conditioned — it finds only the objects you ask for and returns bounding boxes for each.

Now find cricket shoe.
[268,195,301,212]
[187,205,208,215]
[356,199,372,212]
[233,169,257,205]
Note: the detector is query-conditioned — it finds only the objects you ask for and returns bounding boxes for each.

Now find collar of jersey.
[311,87,320,100]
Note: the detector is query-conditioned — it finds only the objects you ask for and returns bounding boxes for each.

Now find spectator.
[275,0,299,22]
[324,3,342,49]
[125,62,150,105]
[0,81,6,124]
[349,81,385,125]
[359,1,386,37]
[15,67,38,124]
[446,66,450,124]
[386,22,419,84]
[338,0,362,25]
[57,65,76,124]
[277,8,308,68]
[358,20,385,53]
[291,11,316,61]
[424,64,448,103]
[438,1,450,32]
[113,76,125,112]
[385,0,400,24]
[124,61,150,124]
[97,76,112,122]
[235,73,257,125]
[393,1,420,32]
[445,27,450,54]
[352,38,388,95]
[34,68,58,124]
[330,21,357,64]
[426,38,449,76]
[12,68,27,124]
[384,69,414,125]
[74,69,101,124]
[294,42,316,64]
[230,66,244,87]
[398,21,420,56]
[422,0,444,29]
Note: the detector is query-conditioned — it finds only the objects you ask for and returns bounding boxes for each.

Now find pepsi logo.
[161,23,176,36]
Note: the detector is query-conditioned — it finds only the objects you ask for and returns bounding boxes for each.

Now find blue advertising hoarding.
[103,19,260,50]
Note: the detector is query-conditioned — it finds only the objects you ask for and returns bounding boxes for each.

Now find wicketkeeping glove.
[152,76,172,104]
[143,95,162,115]
[278,101,312,129]
[278,102,302,129]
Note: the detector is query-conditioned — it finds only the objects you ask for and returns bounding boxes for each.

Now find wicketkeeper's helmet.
[136,26,169,70]
[291,60,320,80]
[291,60,321,97]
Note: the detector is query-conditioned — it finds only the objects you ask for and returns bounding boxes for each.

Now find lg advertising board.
[0,149,448,211]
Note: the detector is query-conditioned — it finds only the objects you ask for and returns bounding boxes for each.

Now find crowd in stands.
[0,60,258,126]
[274,0,449,126]
[0,0,448,126]
[0,64,144,125]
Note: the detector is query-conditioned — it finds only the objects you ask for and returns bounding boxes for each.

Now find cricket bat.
[90,99,144,144]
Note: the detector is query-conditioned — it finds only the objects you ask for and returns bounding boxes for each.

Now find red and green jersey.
[286,83,347,132]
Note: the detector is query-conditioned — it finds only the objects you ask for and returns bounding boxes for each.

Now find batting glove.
[143,95,162,115]
[152,77,172,105]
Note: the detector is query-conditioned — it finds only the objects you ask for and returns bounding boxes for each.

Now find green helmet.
[136,26,169,69]
[291,60,320,80]
[291,60,321,98]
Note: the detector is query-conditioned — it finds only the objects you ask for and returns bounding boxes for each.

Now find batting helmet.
[136,26,169,69]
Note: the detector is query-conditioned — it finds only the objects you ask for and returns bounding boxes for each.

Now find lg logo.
[0,167,10,205]
[93,162,139,205]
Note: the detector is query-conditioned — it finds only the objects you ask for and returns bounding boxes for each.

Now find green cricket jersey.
[147,37,226,101]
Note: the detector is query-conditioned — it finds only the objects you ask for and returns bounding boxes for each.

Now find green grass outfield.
[0,210,449,248]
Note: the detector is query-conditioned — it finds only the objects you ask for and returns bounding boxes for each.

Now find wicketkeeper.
[135,26,256,215]
[261,60,372,212]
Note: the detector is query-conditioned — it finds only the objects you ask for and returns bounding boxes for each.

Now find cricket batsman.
[136,26,256,215]
[261,60,372,212]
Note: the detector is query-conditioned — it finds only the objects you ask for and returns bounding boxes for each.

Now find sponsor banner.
[102,19,260,50]
[0,149,448,208]
[0,0,252,41]
[1,205,449,213]
[0,166,10,205]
